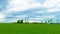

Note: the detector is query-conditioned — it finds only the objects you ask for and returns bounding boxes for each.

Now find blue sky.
[0,0,60,22]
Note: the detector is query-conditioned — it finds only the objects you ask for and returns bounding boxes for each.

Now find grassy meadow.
[0,23,60,34]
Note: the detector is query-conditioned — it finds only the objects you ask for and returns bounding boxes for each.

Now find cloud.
[0,14,5,18]
[42,0,60,13]
[36,15,55,19]
[0,13,6,22]
[14,15,28,19]
[42,0,60,8]
[45,15,55,18]
[32,11,48,14]
[46,8,60,12]
[29,15,55,22]
[5,0,60,22]
[5,14,28,22]
[0,0,60,22]
[6,0,42,12]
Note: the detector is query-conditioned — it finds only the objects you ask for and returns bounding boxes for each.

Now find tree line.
[16,19,59,24]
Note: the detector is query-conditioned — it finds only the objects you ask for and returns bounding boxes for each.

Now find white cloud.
[29,17,44,21]
[0,0,60,22]
[42,0,60,13]
[45,15,55,18]
[6,0,42,12]
[15,15,28,19]
[0,13,6,22]
[32,11,48,14]
[46,8,60,12]
[0,13,6,19]
[56,3,60,8]
[6,0,60,14]
[30,15,55,20]
[43,0,60,8]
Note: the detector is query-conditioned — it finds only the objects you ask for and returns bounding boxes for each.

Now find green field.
[0,24,60,34]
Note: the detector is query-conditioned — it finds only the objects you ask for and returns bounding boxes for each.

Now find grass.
[0,23,60,34]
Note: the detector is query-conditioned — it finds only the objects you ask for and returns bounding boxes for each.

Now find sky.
[0,0,60,22]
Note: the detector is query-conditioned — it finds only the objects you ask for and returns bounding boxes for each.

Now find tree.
[17,20,23,24]
[45,21,48,24]
[17,20,20,23]
[48,19,53,23]
[20,20,23,23]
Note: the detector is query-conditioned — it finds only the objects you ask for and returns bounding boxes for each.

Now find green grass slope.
[0,24,60,34]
